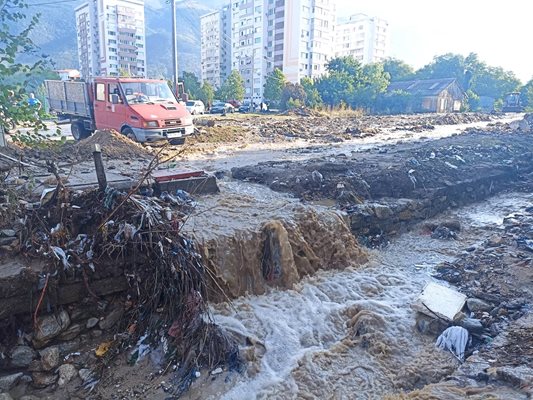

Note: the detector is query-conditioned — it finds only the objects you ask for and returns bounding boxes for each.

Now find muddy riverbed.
[90,191,532,400]
[1,113,531,400]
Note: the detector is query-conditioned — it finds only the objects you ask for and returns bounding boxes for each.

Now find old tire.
[71,122,89,141]
[122,127,138,142]
[169,137,186,145]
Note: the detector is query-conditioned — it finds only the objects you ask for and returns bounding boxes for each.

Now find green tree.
[349,63,390,110]
[198,81,214,109]
[315,71,354,107]
[381,58,414,82]
[0,0,49,140]
[263,68,286,107]
[118,67,132,77]
[217,70,245,101]
[326,56,362,77]
[280,83,306,110]
[464,89,481,111]
[300,76,322,108]
[180,72,202,99]
[415,53,466,85]
[520,78,533,111]
[470,66,521,100]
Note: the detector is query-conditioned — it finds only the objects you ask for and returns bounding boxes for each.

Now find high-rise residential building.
[200,6,232,88]
[201,0,336,103]
[75,0,146,79]
[335,13,389,64]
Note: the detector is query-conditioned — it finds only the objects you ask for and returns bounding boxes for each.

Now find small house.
[387,78,464,113]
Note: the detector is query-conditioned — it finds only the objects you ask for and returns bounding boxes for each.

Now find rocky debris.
[86,318,99,329]
[39,347,60,371]
[58,323,83,341]
[431,225,458,240]
[98,306,124,331]
[9,346,36,368]
[78,368,93,383]
[57,364,77,386]
[33,310,71,347]
[31,371,57,388]
[466,298,492,312]
[0,373,23,391]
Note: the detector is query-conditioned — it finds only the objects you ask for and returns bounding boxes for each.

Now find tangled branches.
[18,182,239,396]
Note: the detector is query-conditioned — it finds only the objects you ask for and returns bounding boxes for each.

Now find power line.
[25,0,78,7]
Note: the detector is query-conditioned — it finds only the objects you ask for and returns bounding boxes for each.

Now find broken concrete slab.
[413,282,466,321]
[155,175,219,195]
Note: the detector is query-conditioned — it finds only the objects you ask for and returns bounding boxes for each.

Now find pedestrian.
[27,93,42,118]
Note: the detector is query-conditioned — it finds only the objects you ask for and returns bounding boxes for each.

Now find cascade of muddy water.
[183,191,533,400]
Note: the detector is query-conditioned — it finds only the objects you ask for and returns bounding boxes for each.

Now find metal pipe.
[171,0,179,95]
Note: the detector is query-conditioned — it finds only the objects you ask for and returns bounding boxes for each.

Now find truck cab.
[45,77,194,143]
[92,78,194,142]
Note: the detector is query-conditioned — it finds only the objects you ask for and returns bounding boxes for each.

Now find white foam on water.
[196,191,532,400]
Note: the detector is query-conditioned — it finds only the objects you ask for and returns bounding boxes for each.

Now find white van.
[185,100,205,115]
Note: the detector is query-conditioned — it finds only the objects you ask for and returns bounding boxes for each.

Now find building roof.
[387,78,461,96]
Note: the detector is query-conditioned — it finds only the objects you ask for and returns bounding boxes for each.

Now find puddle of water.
[185,191,532,400]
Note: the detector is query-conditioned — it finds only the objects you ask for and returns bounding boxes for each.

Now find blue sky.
[337,0,532,83]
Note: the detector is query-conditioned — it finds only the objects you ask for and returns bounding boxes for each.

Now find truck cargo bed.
[45,80,92,118]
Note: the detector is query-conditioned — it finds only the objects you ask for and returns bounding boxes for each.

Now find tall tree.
[381,58,414,82]
[217,70,245,101]
[180,72,202,99]
[263,68,286,106]
[415,53,466,84]
[280,83,306,110]
[350,63,390,109]
[300,76,322,108]
[0,0,48,137]
[470,66,521,99]
[326,56,362,77]
[198,81,214,109]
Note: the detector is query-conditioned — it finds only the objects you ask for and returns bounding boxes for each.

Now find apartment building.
[202,0,336,103]
[335,13,389,63]
[200,7,232,88]
[75,0,146,78]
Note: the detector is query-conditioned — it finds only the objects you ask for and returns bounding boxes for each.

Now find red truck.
[45,77,194,143]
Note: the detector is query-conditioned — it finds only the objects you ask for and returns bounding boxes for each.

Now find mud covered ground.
[1,113,532,400]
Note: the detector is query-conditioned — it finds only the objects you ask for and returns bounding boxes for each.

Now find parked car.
[210,101,235,114]
[239,100,252,113]
[185,100,205,115]
[226,99,241,109]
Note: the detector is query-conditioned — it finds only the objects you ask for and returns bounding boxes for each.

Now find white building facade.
[200,7,232,88]
[335,13,389,64]
[75,0,146,79]
[201,0,336,103]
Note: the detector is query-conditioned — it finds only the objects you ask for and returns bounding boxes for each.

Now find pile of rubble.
[0,169,238,398]
[69,130,153,160]
[403,206,533,399]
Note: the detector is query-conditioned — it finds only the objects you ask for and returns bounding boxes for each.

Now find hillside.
[26,0,226,78]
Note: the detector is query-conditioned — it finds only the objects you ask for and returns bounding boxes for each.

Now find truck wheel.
[71,122,89,140]
[122,127,138,142]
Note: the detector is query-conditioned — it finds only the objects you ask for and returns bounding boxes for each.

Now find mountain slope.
[26,0,226,78]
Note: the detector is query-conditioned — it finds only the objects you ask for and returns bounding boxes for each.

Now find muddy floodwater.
[181,191,533,400]
[178,116,519,173]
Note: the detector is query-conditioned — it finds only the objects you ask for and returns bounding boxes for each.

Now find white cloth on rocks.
[436,326,469,361]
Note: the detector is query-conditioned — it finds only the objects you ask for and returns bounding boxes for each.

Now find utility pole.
[171,0,179,96]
